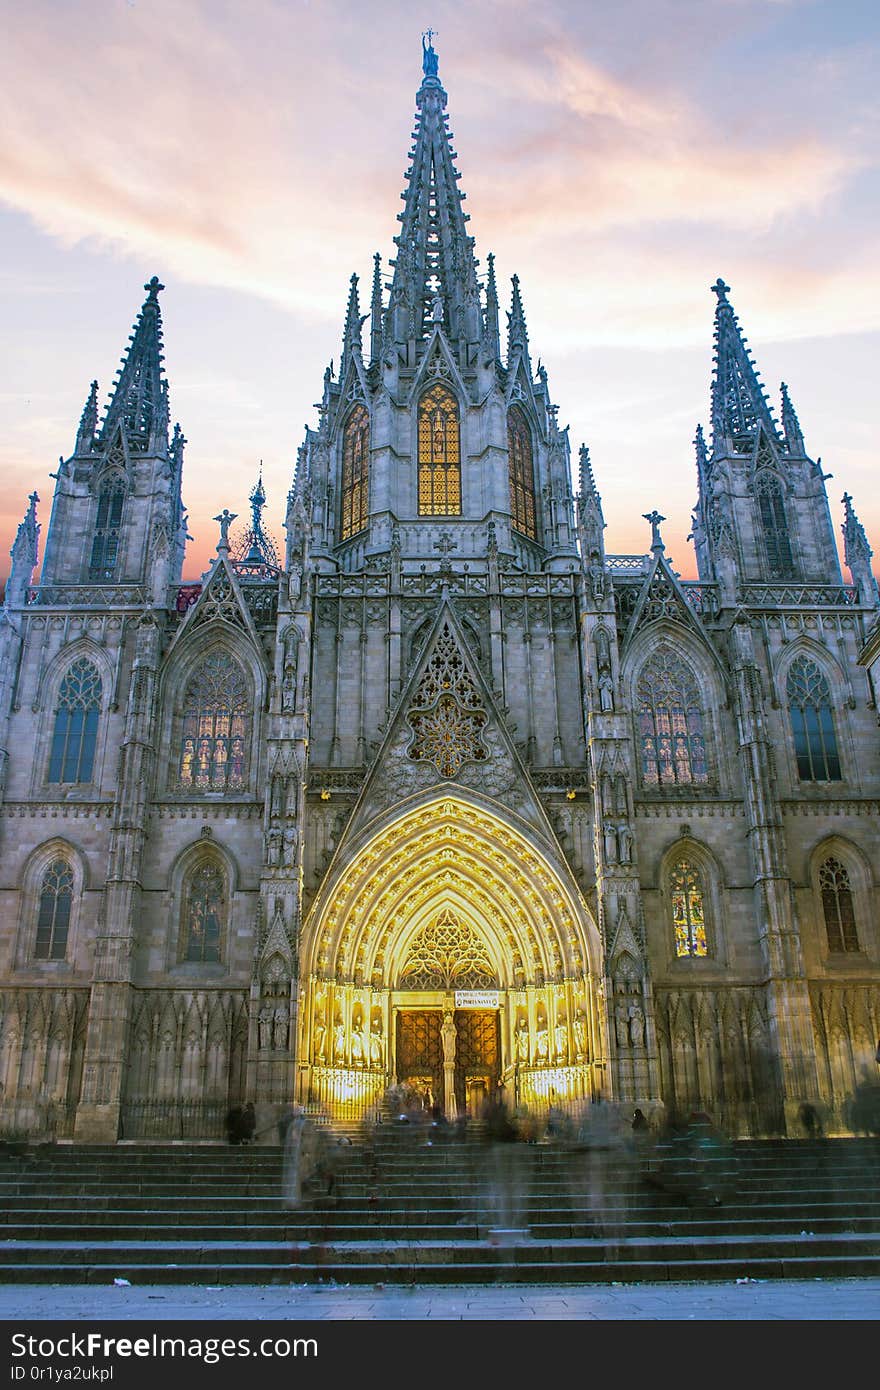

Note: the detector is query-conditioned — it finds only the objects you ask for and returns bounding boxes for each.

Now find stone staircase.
[1,1130,879,1286]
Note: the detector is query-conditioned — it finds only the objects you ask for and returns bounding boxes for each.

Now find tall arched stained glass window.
[755,473,794,579]
[183,862,224,963]
[786,656,841,782]
[88,475,126,582]
[418,384,461,516]
[669,859,708,958]
[507,406,536,539]
[637,645,709,787]
[35,859,73,960]
[340,404,370,540]
[177,652,249,794]
[48,658,102,784]
[819,857,858,953]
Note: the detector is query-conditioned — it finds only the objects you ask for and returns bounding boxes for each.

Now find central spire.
[388,36,481,350]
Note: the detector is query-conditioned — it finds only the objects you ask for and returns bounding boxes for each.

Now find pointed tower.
[292,34,577,573]
[38,278,186,598]
[842,492,879,608]
[694,279,841,589]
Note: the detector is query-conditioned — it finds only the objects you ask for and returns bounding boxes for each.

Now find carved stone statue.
[594,626,611,673]
[369,1017,384,1067]
[266,823,282,868]
[534,1020,549,1063]
[288,561,303,606]
[604,823,617,865]
[333,1019,346,1062]
[514,1015,529,1064]
[615,1003,630,1049]
[598,671,614,712]
[574,1009,588,1059]
[273,1004,289,1050]
[258,1006,272,1051]
[554,1015,568,1064]
[440,1010,457,1064]
[628,1003,645,1048]
[283,825,298,868]
[312,1006,327,1064]
[350,1017,366,1066]
[614,773,628,817]
[617,823,633,863]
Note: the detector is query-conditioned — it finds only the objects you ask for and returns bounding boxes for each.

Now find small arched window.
[340,404,370,540]
[35,859,73,960]
[819,856,859,953]
[669,858,708,958]
[507,406,536,539]
[637,645,709,787]
[418,384,461,516]
[755,473,794,579]
[88,475,126,582]
[182,861,225,963]
[786,656,841,782]
[177,652,250,794]
[48,658,102,784]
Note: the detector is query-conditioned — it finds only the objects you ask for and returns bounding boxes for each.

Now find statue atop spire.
[422,29,439,79]
[643,510,666,552]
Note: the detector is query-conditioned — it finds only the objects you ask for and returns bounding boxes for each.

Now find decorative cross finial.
[434,531,458,560]
[711,277,730,303]
[144,276,165,300]
[643,510,666,550]
[213,509,237,553]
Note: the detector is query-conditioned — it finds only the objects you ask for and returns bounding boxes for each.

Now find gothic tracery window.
[755,472,794,579]
[400,910,497,989]
[507,405,536,539]
[340,404,370,540]
[88,475,126,582]
[418,384,461,516]
[177,652,250,794]
[819,856,859,953]
[786,657,841,782]
[637,646,709,787]
[669,858,708,958]
[35,859,73,960]
[182,861,225,963]
[48,658,102,784]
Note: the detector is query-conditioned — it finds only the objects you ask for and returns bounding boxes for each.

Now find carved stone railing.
[740,583,859,608]
[605,554,650,573]
[26,584,147,608]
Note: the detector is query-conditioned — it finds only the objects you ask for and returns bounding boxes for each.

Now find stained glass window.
[418,384,461,515]
[787,657,841,782]
[35,859,73,960]
[177,652,249,794]
[819,856,858,953]
[183,863,224,962]
[670,859,708,958]
[48,658,102,784]
[756,473,794,579]
[508,406,536,540]
[340,404,370,540]
[637,646,709,787]
[88,475,126,582]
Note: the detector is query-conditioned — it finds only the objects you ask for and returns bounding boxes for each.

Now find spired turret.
[694,279,842,590]
[37,278,188,600]
[292,35,578,575]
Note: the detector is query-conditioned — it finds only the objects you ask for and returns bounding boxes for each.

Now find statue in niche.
[594,626,611,672]
[574,1009,588,1059]
[431,294,444,325]
[514,1014,530,1064]
[534,1018,549,1063]
[350,1015,366,1066]
[554,1013,569,1064]
[266,823,282,868]
[312,1003,327,1064]
[628,1003,645,1049]
[589,560,605,603]
[285,775,298,818]
[614,774,628,817]
[604,823,617,865]
[598,670,614,712]
[281,628,299,712]
[288,560,303,606]
[273,1004,289,1050]
[333,1018,346,1062]
[440,1010,457,1065]
[271,776,284,817]
[615,1002,630,1049]
[258,1005,272,1051]
[369,1016,384,1067]
[283,825,298,868]
[601,774,614,815]
[617,823,633,863]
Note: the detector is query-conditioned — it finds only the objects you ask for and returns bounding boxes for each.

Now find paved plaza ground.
[0,1277,876,1321]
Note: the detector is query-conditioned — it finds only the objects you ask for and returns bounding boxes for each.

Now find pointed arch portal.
[299,795,603,1119]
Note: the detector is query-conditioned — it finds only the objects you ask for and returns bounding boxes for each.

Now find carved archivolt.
[304,796,599,988]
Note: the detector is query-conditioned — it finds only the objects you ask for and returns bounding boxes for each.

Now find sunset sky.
[1,0,878,583]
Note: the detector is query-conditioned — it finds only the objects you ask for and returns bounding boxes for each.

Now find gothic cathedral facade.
[1,42,879,1142]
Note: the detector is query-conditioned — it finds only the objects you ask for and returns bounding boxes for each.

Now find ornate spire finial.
[214,509,237,554]
[711,277,730,303]
[780,380,805,453]
[643,510,666,551]
[145,276,165,300]
[421,28,439,78]
[75,379,99,453]
[370,252,384,363]
[507,273,530,366]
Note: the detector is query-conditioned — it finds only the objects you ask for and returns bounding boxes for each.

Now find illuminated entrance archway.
[298,795,605,1119]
